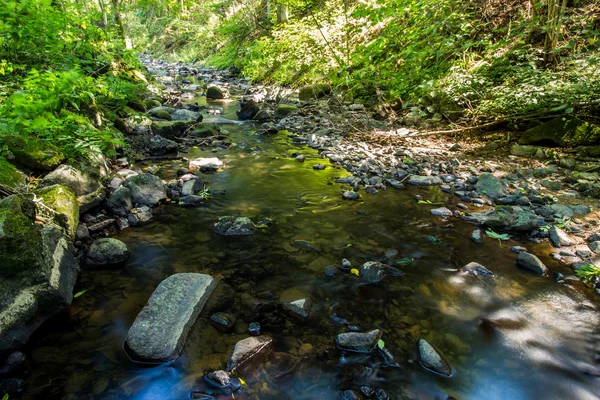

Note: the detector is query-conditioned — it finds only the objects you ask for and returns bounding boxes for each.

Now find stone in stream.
[549,225,575,247]
[207,85,229,99]
[431,207,452,217]
[283,298,311,318]
[84,238,130,269]
[106,186,133,217]
[475,173,506,199]
[407,175,442,186]
[178,195,204,206]
[517,252,548,275]
[341,390,362,400]
[125,273,217,363]
[181,177,204,196]
[147,135,178,155]
[589,241,600,254]
[213,216,256,236]
[342,191,359,200]
[418,339,452,377]
[461,262,494,276]
[359,261,404,283]
[204,370,241,393]
[125,173,168,207]
[313,164,326,170]
[210,312,236,333]
[335,329,383,353]
[39,164,105,213]
[471,229,483,244]
[226,335,273,371]
[189,157,223,172]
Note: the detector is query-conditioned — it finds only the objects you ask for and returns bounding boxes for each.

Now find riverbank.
[1,57,600,399]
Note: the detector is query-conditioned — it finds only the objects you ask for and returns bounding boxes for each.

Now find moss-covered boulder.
[0,157,27,192]
[3,136,64,170]
[151,120,197,139]
[34,185,79,239]
[519,117,600,147]
[190,123,221,138]
[155,110,172,120]
[127,97,147,113]
[462,206,539,233]
[274,104,298,119]
[84,238,130,269]
[145,99,162,109]
[0,195,78,354]
[39,164,105,213]
[298,84,332,101]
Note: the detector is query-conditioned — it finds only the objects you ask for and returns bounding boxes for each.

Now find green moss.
[298,84,332,101]
[274,105,298,119]
[0,157,27,191]
[3,135,64,171]
[34,184,79,239]
[151,120,197,139]
[155,110,172,120]
[145,99,162,109]
[519,117,600,147]
[127,97,147,112]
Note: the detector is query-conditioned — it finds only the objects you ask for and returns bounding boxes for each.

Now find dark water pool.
[20,89,600,400]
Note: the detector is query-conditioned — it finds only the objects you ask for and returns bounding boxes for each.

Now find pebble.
[471,229,483,244]
[342,191,359,200]
[341,258,352,270]
[313,164,326,170]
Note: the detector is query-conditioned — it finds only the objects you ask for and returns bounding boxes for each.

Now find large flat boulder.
[213,216,255,236]
[39,164,105,213]
[125,173,168,207]
[226,335,273,371]
[519,117,600,147]
[0,196,78,355]
[125,273,217,363]
[462,206,539,233]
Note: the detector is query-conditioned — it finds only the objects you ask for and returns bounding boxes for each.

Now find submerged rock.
[461,262,494,276]
[125,273,217,363]
[407,175,442,186]
[341,390,362,400]
[213,216,255,236]
[283,298,311,318]
[210,312,236,333]
[84,238,130,269]
[335,329,383,353]
[342,191,359,200]
[517,252,548,275]
[226,335,273,371]
[463,207,539,232]
[205,370,241,393]
[359,261,404,283]
[418,339,452,377]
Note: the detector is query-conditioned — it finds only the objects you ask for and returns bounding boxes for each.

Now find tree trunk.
[276,4,288,24]
[111,0,130,49]
[543,0,568,65]
[97,0,108,28]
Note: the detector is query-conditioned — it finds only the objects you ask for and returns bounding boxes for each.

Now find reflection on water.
[20,95,600,400]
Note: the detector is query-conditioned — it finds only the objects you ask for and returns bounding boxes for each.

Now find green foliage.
[574,264,600,285]
[74,290,87,298]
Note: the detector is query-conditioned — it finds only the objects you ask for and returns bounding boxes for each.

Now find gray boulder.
[359,261,403,283]
[475,173,506,199]
[463,207,539,232]
[431,207,452,217]
[517,252,548,275]
[207,85,228,100]
[125,273,217,363]
[549,225,575,247]
[418,339,452,377]
[283,298,311,318]
[226,335,273,371]
[171,109,202,121]
[84,238,130,268]
[189,157,223,172]
[181,177,204,196]
[213,216,255,236]
[461,262,493,276]
[147,135,178,155]
[335,329,382,353]
[39,164,105,213]
[106,187,133,217]
[0,196,78,355]
[125,173,168,207]
[407,175,442,186]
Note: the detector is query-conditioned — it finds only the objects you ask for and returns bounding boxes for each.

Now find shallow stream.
[20,77,600,400]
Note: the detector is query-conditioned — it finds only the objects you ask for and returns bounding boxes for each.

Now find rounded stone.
[84,238,130,268]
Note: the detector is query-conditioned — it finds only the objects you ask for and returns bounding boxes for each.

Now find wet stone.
[341,390,362,400]
[471,229,483,244]
[517,252,548,275]
[341,258,352,270]
[125,273,217,363]
[283,298,311,319]
[210,312,236,333]
[589,241,600,254]
[418,339,452,377]
[205,370,241,393]
[461,262,494,276]
[407,175,442,186]
[335,329,383,353]
[431,207,452,217]
[323,265,338,277]
[342,191,359,200]
[360,386,375,397]
[226,335,273,371]
[549,225,575,247]
[213,216,256,236]
[248,322,261,336]
[511,246,527,253]
[84,238,130,269]
[359,261,404,283]
[313,164,326,170]
[189,157,223,172]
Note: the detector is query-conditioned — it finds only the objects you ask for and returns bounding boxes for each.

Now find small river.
[20,71,600,400]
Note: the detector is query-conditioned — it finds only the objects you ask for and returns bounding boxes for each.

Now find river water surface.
[20,76,600,400]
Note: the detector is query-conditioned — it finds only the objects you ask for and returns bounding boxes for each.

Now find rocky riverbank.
[2,56,600,398]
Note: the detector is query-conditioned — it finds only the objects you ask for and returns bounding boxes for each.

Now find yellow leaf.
[350,268,359,276]
[238,377,246,386]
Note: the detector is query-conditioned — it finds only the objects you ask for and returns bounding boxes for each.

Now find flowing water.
[19,79,600,400]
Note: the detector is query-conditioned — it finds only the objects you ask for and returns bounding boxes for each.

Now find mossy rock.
[519,117,600,147]
[155,110,172,120]
[145,99,162,109]
[0,195,44,277]
[0,157,27,192]
[298,84,332,101]
[151,121,197,139]
[118,106,138,118]
[127,97,147,113]
[274,104,298,119]
[3,136,64,171]
[190,123,221,138]
[34,185,79,239]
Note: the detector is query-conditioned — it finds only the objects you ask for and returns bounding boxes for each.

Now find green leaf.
[73,290,87,298]
[565,107,574,114]
[485,229,509,241]
[377,339,385,349]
